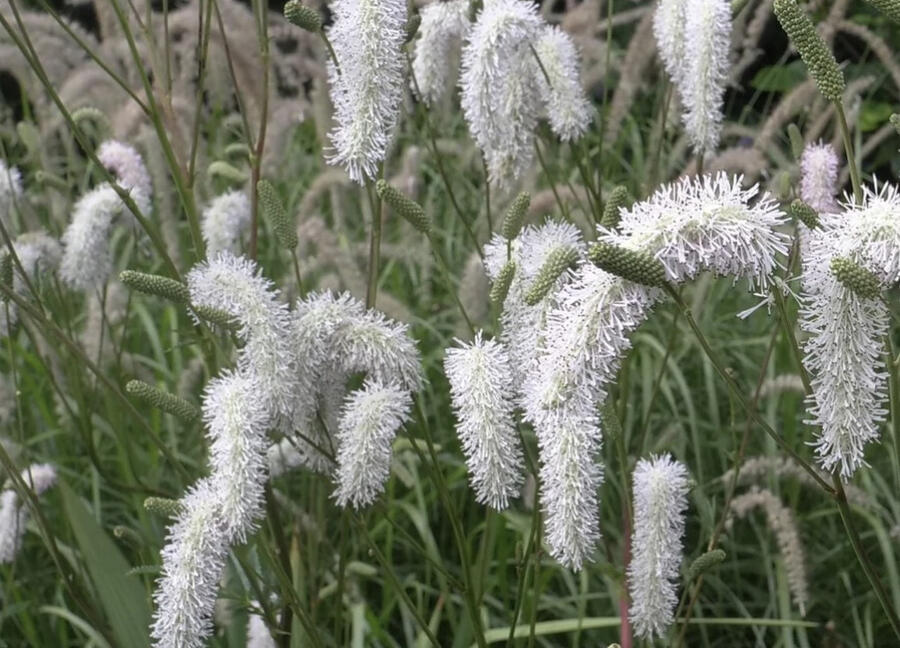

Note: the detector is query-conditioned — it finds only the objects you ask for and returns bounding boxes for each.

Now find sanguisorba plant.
[2,0,900,646]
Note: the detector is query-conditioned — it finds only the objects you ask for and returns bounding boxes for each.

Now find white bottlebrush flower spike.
[653,0,688,88]
[326,0,408,183]
[332,378,412,509]
[12,231,62,293]
[59,184,124,291]
[800,142,840,214]
[0,160,23,228]
[800,183,900,478]
[188,252,296,418]
[411,0,471,105]
[0,463,57,564]
[628,454,690,639]
[534,25,593,142]
[681,0,730,153]
[460,0,543,189]
[201,190,251,257]
[97,139,153,215]
[444,332,523,510]
[246,605,277,648]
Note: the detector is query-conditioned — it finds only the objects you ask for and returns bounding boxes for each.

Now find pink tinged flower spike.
[460,0,543,189]
[681,0,730,153]
[628,454,690,639]
[0,463,57,564]
[653,0,688,89]
[444,332,524,510]
[59,184,124,291]
[0,160,23,228]
[800,142,840,214]
[411,0,471,105]
[151,480,229,648]
[202,190,251,257]
[202,371,271,541]
[187,252,297,419]
[332,378,412,508]
[534,26,593,142]
[326,0,408,184]
[97,140,153,216]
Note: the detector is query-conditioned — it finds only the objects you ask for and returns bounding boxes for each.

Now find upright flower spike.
[681,0,730,153]
[773,0,845,102]
[460,0,543,189]
[534,26,593,142]
[444,333,524,510]
[628,454,690,639]
[326,0,408,183]
[187,253,297,419]
[332,378,412,508]
[0,160,23,228]
[800,142,840,214]
[0,463,57,564]
[411,0,471,105]
[201,190,251,257]
[97,140,153,216]
[59,184,124,291]
[653,0,688,88]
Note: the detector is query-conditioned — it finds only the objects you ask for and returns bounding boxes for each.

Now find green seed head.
[144,496,184,517]
[120,270,191,305]
[588,242,668,287]
[830,257,883,299]
[687,549,727,582]
[773,0,845,102]
[126,379,200,422]
[501,192,531,240]
[257,180,298,249]
[790,199,819,230]
[490,260,516,306]
[375,179,432,234]
[524,246,580,306]
[600,186,629,230]
[283,0,322,32]
[192,304,240,331]
[862,0,900,24]
[787,123,805,160]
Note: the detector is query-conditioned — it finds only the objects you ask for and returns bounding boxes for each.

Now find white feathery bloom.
[246,607,277,648]
[187,253,296,418]
[202,371,270,541]
[59,184,123,291]
[800,142,840,214]
[267,437,307,479]
[460,0,543,189]
[97,140,152,216]
[0,463,57,564]
[444,333,523,510]
[326,0,408,183]
[411,0,471,105]
[151,480,229,648]
[653,0,688,88]
[627,454,689,639]
[332,378,412,508]
[0,160,23,228]
[534,26,593,142]
[202,191,251,257]
[13,231,62,293]
[681,0,730,153]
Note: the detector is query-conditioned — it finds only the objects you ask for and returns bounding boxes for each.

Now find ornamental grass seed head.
[444,332,524,510]
[627,454,690,639]
[202,190,251,257]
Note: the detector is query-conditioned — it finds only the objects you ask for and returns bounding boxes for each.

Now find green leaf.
[750,61,808,92]
[60,483,151,648]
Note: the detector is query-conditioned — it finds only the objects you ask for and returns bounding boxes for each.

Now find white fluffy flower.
[653,0,688,88]
[460,0,543,189]
[12,231,62,293]
[0,160,23,228]
[60,184,123,291]
[411,0,471,105]
[333,378,412,508]
[202,191,251,257]
[628,454,690,639]
[97,140,152,215]
[681,0,730,153]
[0,463,57,564]
[534,26,593,142]
[326,0,408,183]
[246,606,277,648]
[151,480,229,648]
[444,333,523,510]
[188,253,296,419]
[800,142,840,214]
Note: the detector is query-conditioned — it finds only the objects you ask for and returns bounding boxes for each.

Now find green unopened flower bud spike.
[257,180,298,249]
[144,496,184,517]
[126,380,201,422]
[773,0,844,102]
[790,199,819,230]
[588,242,668,288]
[283,0,322,32]
[191,304,240,332]
[862,0,900,24]
[600,186,629,230]
[375,180,432,234]
[524,246,579,305]
[208,160,248,185]
[501,192,530,240]
[830,257,883,300]
[490,260,516,306]
[120,270,191,305]
[787,123,804,160]
[687,549,726,582]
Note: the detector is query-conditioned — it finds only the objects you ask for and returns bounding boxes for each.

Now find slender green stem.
[886,333,900,490]
[248,0,271,260]
[428,233,476,335]
[365,181,383,309]
[835,103,863,204]
[482,156,493,236]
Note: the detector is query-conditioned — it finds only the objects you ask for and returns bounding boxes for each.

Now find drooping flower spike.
[0,463,57,564]
[59,184,124,291]
[533,25,593,142]
[411,0,471,105]
[97,139,153,216]
[201,190,251,257]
